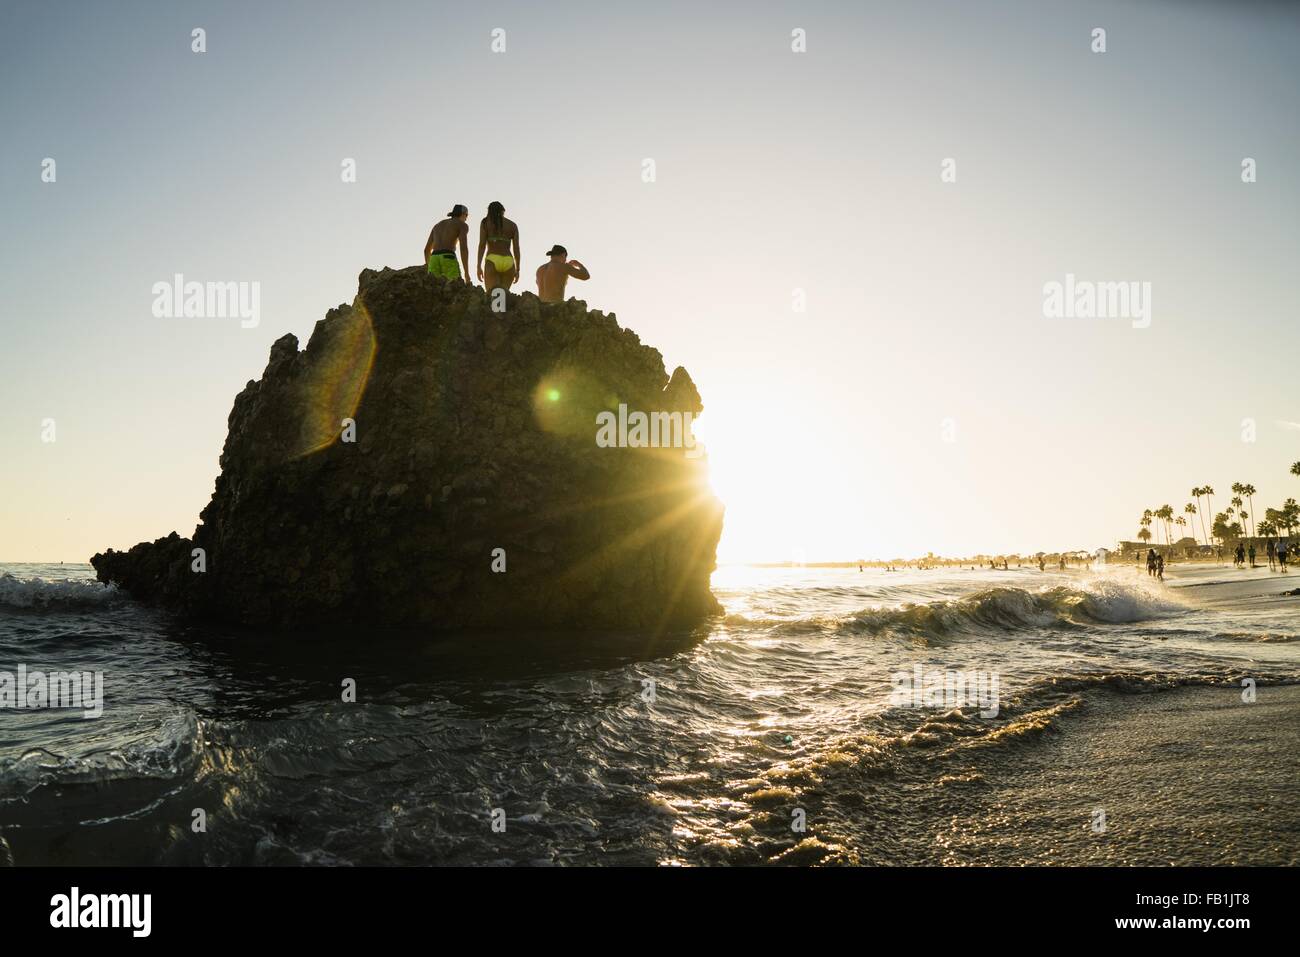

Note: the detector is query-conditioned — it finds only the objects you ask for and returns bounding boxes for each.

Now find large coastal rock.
[92,266,724,632]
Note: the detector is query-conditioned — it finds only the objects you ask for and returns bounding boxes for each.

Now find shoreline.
[898,684,1300,866]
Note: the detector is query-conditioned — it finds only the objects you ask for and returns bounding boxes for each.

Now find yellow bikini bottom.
[485,253,515,273]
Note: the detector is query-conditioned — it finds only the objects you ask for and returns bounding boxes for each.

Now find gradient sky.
[2,0,1298,563]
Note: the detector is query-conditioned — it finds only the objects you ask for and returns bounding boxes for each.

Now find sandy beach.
[871,568,1300,866]
[1163,559,1300,602]
[903,683,1300,865]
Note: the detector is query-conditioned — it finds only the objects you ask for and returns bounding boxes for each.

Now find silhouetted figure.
[536,245,590,303]
[478,201,520,293]
[424,203,472,282]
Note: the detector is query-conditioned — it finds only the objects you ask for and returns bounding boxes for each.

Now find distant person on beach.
[1156,554,1165,581]
[1267,540,1277,570]
[424,204,472,283]
[1234,543,1245,568]
[1279,542,1290,572]
[1146,549,1157,577]
[1248,544,1257,568]
[477,201,520,293]
[535,245,590,303]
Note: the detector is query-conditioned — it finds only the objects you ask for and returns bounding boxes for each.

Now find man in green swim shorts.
[423,204,472,283]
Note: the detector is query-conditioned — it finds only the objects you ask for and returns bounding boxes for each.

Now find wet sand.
[1163,559,1299,604]
[918,683,1300,865]
[909,571,1300,865]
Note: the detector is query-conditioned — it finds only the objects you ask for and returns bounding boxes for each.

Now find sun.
[691,404,837,564]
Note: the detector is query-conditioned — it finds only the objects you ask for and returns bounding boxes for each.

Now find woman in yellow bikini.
[476,201,520,293]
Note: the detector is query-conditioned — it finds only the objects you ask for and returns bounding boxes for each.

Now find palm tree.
[1175,515,1187,542]
[1137,526,1152,545]
[1284,498,1299,538]
[1184,502,1201,544]
[1231,482,1257,538]
[1194,487,1212,543]
[1292,462,1300,479]
[1202,485,1216,543]
[1157,504,1174,545]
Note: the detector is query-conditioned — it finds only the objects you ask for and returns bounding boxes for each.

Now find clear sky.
[2,0,1298,563]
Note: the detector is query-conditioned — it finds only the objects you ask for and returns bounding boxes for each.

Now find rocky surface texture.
[92,267,724,632]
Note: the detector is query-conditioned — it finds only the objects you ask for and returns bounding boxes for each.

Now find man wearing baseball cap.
[423,204,472,283]
[535,244,590,303]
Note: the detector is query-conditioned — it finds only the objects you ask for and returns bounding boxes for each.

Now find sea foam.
[0,573,120,610]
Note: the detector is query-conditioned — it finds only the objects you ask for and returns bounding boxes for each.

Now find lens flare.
[533,366,605,436]
[292,299,376,459]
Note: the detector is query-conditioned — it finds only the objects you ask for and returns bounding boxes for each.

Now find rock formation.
[92,266,724,632]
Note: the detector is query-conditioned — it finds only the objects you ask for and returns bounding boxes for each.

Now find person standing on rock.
[477,201,520,292]
[535,245,590,303]
[424,204,472,283]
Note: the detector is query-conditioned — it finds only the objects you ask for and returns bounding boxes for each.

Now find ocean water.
[1,560,1297,866]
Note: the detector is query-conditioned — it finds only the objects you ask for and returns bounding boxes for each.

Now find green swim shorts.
[427,251,460,280]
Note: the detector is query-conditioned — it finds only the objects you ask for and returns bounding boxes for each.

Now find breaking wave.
[727,580,1186,641]
[0,574,120,610]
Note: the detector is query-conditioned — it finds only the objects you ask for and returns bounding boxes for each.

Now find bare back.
[430,218,465,250]
[536,261,569,303]
[481,217,517,253]
[535,259,589,303]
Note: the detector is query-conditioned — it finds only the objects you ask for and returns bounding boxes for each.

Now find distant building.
[1115,540,1152,560]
